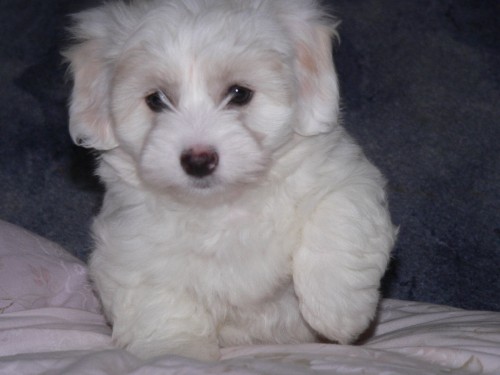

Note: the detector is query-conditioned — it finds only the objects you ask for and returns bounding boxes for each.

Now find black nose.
[180,148,219,178]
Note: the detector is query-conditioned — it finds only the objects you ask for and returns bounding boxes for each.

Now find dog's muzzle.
[180,147,219,178]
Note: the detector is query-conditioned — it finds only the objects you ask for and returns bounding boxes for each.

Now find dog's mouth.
[189,177,216,190]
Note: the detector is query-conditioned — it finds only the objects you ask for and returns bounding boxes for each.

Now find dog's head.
[64,0,340,197]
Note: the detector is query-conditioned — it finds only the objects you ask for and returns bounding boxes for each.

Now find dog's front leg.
[112,292,220,361]
[292,184,395,344]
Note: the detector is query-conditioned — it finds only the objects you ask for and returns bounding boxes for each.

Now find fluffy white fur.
[64,0,396,361]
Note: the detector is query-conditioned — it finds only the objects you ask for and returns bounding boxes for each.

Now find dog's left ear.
[62,7,123,151]
[287,12,340,136]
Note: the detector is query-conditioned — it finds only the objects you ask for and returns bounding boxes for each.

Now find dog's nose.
[180,148,219,178]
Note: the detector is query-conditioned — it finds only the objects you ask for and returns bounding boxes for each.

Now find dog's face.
[114,12,296,195]
[65,0,340,198]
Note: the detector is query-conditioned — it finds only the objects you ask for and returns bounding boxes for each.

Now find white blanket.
[1,220,499,374]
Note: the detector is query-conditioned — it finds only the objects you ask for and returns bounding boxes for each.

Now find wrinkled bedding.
[1,220,499,374]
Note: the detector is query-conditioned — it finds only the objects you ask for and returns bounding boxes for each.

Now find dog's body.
[65,0,396,360]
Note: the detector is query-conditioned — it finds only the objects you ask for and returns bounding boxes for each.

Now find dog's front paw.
[127,336,221,361]
[297,289,379,344]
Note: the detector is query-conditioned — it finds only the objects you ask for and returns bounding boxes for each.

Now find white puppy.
[64,0,396,361]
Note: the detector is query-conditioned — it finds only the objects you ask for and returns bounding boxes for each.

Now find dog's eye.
[145,91,170,112]
[227,85,253,106]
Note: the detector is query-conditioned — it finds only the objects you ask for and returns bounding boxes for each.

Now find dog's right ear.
[63,9,119,150]
[278,2,341,137]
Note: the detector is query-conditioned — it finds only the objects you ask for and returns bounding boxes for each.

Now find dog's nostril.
[180,149,219,178]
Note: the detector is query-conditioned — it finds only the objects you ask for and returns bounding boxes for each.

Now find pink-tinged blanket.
[1,220,499,374]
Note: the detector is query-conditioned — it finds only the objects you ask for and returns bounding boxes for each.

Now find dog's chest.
[141,197,301,305]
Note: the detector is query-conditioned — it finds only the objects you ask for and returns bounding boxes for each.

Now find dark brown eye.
[227,85,253,106]
[145,91,170,112]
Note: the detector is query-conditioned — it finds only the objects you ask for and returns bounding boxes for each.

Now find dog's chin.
[184,177,226,197]
[190,178,215,191]
[143,175,253,206]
